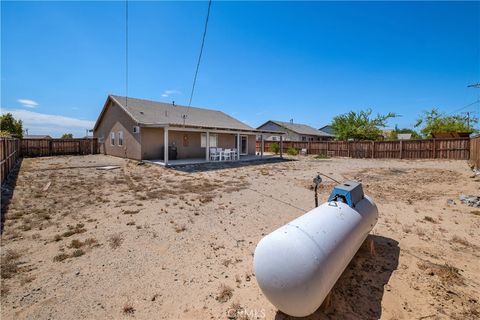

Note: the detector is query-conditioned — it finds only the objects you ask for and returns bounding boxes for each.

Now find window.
[201,133,218,147]
[133,126,140,133]
[302,136,307,141]
[110,132,115,145]
[118,131,124,146]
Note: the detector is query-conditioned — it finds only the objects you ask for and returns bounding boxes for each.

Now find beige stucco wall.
[248,135,256,155]
[93,101,141,160]
[141,128,164,160]
[169,131,204,159]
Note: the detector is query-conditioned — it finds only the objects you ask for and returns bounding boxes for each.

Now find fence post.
[399,140,403,159]
[49,140,53,156]
[371,141,375,158]
[432,139,436,159]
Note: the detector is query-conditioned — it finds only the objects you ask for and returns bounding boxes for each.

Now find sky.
[1,1,479,137]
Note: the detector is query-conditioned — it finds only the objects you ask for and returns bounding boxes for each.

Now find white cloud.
[161,90,181,98]
[18,99,39,108]
[2,108,95,129]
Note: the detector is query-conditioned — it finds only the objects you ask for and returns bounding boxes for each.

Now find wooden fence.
[470,136,480,169]
[256,138,471,160]
[0,138,21,185]
[21,138,98,157]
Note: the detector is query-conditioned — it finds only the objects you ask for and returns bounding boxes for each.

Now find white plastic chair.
[223,148,232,161]
[210,147,220,161]
[231,148,238,160]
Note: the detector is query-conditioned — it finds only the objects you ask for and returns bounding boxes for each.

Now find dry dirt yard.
[1,154,479,320]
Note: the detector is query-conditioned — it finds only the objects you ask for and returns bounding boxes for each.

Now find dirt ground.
[1,154,479,320]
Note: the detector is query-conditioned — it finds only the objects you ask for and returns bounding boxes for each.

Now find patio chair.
[210,147,220,161]
[223,148,232,161]
[231,148,238,160]
[301,148,308,156]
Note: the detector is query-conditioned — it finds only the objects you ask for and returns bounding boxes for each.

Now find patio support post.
[261,134,264,158]
[236,133,240,160]
[280,135,283,158]
[164,127,169,166]
[206,131,210,161]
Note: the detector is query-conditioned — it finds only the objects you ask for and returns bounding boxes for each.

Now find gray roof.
[107,95,256,132]
[23,135,52,139]
[260,120,333,137]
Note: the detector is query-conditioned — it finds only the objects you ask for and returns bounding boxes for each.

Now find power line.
[187,0,212,108]
[445,99,480,115]
[125,0,129,108]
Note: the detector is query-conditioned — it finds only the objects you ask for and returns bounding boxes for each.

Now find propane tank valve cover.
[327,180,364,207]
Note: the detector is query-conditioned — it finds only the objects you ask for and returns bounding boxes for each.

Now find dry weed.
[109,234,124,249]
[216,284,233,303]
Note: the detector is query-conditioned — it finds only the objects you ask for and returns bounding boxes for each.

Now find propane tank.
[253,181,378,317]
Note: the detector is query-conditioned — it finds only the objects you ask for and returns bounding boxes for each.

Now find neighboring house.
[318,125,334,136]
[257,120,334,142]
[93,95,279,163]
[23,135,52,139]
[397,133,412,140]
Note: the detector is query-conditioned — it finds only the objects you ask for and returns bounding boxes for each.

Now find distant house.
[397,133,412,140]
[318,125,335,136]
[23,134,52,139]
[257,120,334,142]
[93,95,279,164]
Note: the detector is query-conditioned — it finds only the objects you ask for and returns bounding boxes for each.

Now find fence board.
[470,136,480,169]
[0,138,21,185]
[256,138,470,160]
[21,138,98,157]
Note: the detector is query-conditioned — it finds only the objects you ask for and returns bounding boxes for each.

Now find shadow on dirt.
[274,234,400,320]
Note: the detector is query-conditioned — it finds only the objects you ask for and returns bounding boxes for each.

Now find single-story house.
[257,120,334,142]
[397,133,412,140]
[93,95,282,165]
[318,125,334,136]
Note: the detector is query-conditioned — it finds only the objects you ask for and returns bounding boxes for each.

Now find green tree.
[415,108,477,138]
[0,113,23,138]
[331,109,397,141]
[61,133,74,139]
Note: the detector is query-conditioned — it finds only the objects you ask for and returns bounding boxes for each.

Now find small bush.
[53,253,69,262]
[314,154,330,159]
[109,234,124,249]
[71,249,85,258]
[123,302,135,315]
[286,147,298,156]
[270,143,280,154]
[68,240,83,249]
[1,250,21,279]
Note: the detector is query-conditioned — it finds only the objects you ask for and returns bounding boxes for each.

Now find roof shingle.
[110,95,254,131]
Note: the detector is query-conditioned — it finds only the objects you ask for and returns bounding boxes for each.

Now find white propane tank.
[253,181,378,317]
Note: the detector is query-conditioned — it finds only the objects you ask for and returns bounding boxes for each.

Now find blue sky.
[1,1,479,137]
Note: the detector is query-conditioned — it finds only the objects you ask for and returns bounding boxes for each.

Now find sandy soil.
[1,155,479,320]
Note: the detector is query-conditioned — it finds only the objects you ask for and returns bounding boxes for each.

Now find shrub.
[314,154,330,159]
[270,143,280,154]
[286,147,298,156]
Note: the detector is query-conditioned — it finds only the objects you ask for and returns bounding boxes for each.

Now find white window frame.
[118,131,124,146]
[201,133,218,148]
[110,132,115,146]
[133,126,139,133]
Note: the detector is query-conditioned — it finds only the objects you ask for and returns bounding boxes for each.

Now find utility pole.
[467,83,479,130]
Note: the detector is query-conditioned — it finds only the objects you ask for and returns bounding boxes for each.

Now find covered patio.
[144,125,284,167]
